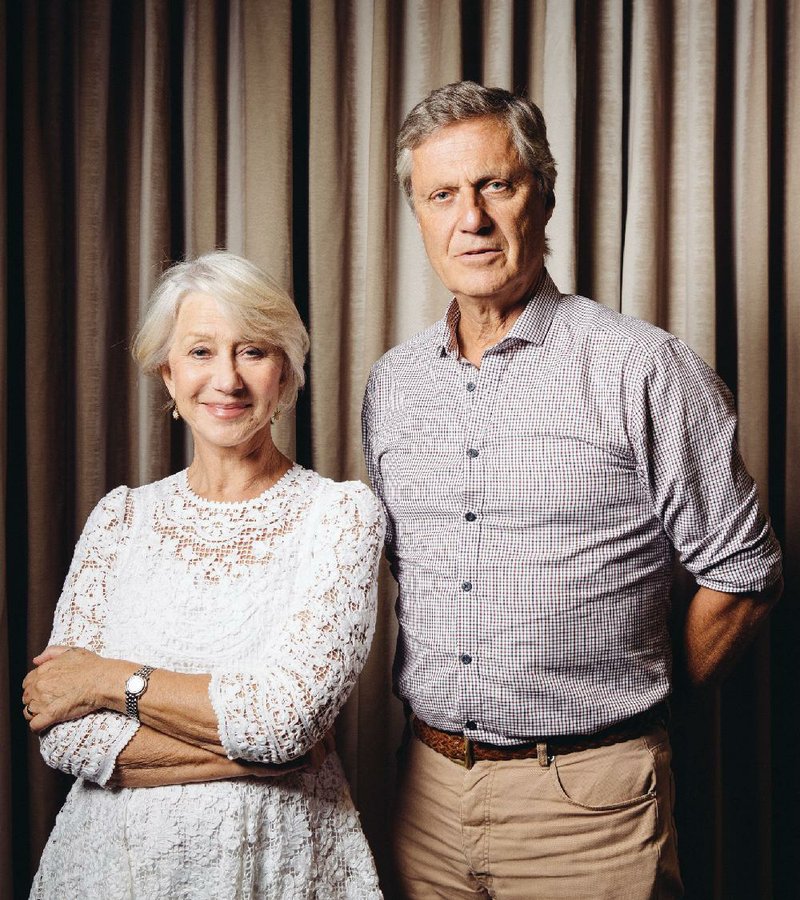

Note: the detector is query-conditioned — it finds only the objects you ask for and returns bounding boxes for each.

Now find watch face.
[126,674,146,696]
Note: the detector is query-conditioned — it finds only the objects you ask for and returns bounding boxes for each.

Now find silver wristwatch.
[124,665,155,720]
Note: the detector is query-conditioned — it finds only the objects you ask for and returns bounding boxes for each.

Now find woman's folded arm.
[26,483,383,767]
[108,724,307,788]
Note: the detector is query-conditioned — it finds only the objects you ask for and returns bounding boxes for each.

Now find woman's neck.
[187,436,293,502]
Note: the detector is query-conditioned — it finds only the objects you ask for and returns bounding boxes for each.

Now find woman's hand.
[22,646,108,733]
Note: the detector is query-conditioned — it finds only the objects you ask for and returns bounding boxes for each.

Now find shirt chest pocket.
[378,402,466,515]
[481,432,640,527]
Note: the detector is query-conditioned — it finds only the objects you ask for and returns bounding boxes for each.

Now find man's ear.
[539,191,555,225]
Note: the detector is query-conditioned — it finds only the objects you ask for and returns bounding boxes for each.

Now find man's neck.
[455,297,527,367]
[451,264,546,367]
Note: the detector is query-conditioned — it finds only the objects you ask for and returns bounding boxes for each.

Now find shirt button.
[464,512,476,522]
[461,581,472,592]
[460,654,472,665]
[465,720,477,730]
[466,382,476,392]
[467,448,479,458]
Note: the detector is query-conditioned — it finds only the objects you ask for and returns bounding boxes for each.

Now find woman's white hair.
[132,251,310,413]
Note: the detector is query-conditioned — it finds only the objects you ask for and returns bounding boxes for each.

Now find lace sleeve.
[38,486,140,786]
[209,482,385,763]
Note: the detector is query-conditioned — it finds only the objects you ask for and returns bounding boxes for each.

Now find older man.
[362,81,782,899]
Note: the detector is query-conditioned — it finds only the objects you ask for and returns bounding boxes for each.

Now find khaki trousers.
[392,726,683,899]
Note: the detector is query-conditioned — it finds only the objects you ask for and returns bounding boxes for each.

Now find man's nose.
[457,190,491,232]
[211,355,243,392]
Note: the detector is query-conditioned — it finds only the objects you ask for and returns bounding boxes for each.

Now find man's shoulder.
[368,320,442,379]
[553,293,725,402]
[556,293,675,356]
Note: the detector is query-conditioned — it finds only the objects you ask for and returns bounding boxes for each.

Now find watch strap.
[125,665,155,720]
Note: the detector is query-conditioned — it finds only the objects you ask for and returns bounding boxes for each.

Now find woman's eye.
[190,347,211,359]
[241,346,266,359]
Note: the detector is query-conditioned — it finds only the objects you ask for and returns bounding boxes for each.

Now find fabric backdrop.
[2,1,798,897]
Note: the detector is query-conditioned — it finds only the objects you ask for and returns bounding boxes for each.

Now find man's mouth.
[457,248,502,259]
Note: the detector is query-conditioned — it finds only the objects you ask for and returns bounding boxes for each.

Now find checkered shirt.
[362,270,782,744]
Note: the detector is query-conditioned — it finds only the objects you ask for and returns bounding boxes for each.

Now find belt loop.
[536,741,550,767]
[464,736,475,770]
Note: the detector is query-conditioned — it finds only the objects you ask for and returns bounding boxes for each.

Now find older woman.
[22,251,384,898]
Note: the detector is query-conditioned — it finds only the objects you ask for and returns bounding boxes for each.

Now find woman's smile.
[202,401,251,419]
[161,291,284,452]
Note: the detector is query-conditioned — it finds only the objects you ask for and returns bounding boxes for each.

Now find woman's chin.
[191,422,269,452]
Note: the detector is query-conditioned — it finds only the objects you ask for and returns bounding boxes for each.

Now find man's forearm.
[682,579,783,686]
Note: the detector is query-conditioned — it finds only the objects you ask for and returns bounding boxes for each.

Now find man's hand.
[683,579,783,686]
[306,728,336,771]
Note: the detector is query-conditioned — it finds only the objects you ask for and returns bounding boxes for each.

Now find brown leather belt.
[412,703,668,769]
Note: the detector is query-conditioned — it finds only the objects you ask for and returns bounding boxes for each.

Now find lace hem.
[95,715,140,786]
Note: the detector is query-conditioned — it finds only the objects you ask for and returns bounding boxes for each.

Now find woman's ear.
[161,364,175,399]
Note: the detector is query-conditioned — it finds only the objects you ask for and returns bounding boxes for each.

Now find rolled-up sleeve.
[630,337,782,593]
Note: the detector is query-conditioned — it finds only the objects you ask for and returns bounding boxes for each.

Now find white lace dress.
[30,465,385,900]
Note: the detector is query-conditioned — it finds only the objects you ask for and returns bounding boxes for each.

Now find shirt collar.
[433,268,561,357]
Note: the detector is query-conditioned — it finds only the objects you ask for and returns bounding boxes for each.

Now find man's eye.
[485,181,508,193]
[431,190,451,202]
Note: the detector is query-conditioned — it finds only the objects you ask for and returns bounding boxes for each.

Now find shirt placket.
[456,347,508,735]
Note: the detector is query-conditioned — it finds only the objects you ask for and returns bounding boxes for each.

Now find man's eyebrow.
[475,173,516,184]
[478,164,528,180]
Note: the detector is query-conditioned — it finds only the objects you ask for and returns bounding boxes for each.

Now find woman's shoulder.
[302,470,383,523]
[306,470,378,504]
[82,484,134,533]
[89,471,183,518]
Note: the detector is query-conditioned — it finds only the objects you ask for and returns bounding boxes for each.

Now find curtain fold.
[541,0,578,291]
[21,0,83,866]
[622,1,668,323]
[3,2,797,897]
[134,0,173,486]
[0,0,10,885]
[481,0,515,87]
[183,0,222,256]
[576,0,624,312]
[668,0,716,358]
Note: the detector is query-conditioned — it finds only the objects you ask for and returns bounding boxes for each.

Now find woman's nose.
[210,355,243,392]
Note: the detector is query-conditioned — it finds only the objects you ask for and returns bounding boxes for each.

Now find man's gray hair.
[396,81,557,211]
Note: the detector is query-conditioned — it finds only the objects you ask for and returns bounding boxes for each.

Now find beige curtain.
[2,2,798,897]
[0,0,10,884]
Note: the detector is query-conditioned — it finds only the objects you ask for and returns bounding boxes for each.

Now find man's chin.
[448,279,525,306]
